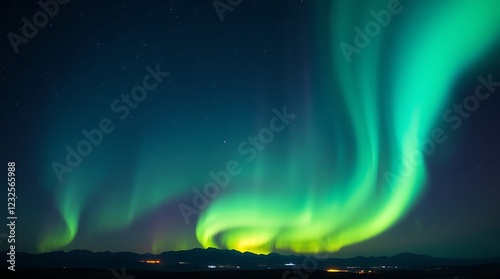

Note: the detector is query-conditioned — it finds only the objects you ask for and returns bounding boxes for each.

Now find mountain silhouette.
[7,248,500,271]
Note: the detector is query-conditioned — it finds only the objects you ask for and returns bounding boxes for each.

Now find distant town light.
[140,260,160,264]
[326,268,348,273]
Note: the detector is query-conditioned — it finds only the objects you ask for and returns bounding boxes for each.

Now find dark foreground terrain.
[2,266,500,279]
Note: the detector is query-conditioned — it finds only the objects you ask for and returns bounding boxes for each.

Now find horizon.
[10,247,500,261]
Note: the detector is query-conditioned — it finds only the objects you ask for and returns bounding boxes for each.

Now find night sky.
[1,0,500,259]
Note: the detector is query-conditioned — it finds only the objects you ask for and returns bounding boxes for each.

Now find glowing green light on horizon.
[39,181,81,252]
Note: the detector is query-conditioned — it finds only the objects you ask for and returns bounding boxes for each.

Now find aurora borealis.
[1,0,500,259]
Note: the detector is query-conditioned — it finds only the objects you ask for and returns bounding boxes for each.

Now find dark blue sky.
[1,0,500,259]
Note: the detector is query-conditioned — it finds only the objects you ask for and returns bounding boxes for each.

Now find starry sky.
[1,0,500,259]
